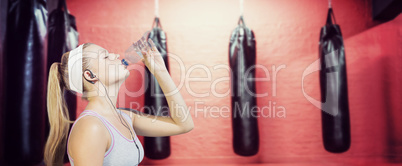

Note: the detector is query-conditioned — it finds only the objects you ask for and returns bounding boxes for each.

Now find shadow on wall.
[382,54,402,163]
[340,0,382,40]
[346,14,402,162]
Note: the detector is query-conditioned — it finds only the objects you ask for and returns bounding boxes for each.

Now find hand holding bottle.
[122,31,167,75]
[140,39,168,75]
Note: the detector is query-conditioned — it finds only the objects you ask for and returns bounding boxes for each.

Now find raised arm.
[124,40,194,137]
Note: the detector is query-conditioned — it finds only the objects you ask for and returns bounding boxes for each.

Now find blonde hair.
[44,43,93,166]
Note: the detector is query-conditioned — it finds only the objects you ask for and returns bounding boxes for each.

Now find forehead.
[85,44,105,52]
[83,44,108,58]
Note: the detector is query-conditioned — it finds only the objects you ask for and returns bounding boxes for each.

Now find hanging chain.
[155,0,159,17]
[240,0,244,16]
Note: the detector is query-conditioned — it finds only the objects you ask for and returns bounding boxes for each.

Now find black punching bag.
[46,0,79,163]
[319,8,351,153]
[2,0,47,165]
[144,17,171,159]
[229,16,259,156]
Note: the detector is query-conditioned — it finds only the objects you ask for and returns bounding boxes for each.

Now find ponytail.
[44,62,74,166]
[44,43,93,165]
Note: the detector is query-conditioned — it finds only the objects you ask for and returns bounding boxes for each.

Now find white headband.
[68,44,84,94]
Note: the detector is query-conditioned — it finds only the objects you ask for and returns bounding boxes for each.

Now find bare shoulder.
[69,115,108,138]
[68,115,109,165]
[118,108,145,120]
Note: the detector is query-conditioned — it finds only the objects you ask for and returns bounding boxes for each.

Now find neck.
[85,83,120,115]
[88,95,117,110]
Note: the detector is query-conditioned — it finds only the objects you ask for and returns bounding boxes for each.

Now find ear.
[83,70,98,84]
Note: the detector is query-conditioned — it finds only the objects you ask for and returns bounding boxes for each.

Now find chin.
[117,65,130,79]
[121,69,130,80]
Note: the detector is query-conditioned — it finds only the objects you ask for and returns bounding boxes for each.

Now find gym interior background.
[0,0,401,165]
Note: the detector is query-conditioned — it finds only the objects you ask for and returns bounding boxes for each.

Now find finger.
[138,41,150,53]
[148,39,158,51]
[141,50,148,58]
[141,43,152,54]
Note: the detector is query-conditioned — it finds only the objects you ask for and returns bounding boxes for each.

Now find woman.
[44,42,194,166]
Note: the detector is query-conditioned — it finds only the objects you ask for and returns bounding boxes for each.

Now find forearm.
[154,69,194,131]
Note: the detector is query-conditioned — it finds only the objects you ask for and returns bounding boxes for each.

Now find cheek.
[103,61,127,81]
[109,64,126,79]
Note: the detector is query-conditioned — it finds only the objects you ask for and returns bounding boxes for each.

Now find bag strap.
[57,0,69,13]
[152,17,163,29]
[238,15,246,27]
[57,0,62,10]
[326,8,337,25]
[57,0,72,28]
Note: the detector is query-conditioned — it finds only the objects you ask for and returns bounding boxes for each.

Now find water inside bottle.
[122,31,152,66]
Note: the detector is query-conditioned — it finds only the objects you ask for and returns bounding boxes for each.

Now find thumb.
[141,50,147,57]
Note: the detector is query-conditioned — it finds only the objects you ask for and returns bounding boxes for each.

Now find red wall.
[66,0,401,165]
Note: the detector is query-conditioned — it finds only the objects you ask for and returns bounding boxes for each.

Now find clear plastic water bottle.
[122,31,154,66]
